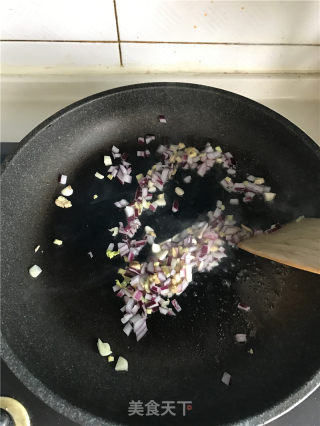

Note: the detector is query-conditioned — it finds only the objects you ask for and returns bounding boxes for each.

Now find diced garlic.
[93,194,98,199]
[104,155,112,166]
[55,196,72,208]
[175,187,184,197]
[109,227,119,237]
[108,355,114,363]
[115,356,128,371]
[95,172,104,179]
[254,177,265,185]
[156,198,166,207]
[29,264,42,278]
[53,239,63,246]
[34,245,40,253]
[145,226,156,235]
[61,185,73,197]
[97,339,112,356]
[264,192,276,202]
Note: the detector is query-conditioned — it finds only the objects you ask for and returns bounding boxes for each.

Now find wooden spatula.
[238,218,320,274]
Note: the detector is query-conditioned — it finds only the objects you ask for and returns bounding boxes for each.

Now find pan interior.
[1,84,320,426]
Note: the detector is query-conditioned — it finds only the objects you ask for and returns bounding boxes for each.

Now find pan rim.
[1,82,319,175]
[1,82,320,426]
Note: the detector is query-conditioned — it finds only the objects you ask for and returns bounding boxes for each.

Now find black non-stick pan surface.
[1,83,320,426]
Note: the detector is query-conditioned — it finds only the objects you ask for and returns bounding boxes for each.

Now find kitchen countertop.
[1,72,319,426]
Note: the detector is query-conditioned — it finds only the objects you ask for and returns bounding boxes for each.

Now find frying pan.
[1,83,320,426]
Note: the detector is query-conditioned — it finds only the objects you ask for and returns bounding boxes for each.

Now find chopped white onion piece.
[61,185,73,197]
[88,251,93,258]
[95,172,104,180]
[104,155,112,166]
[296,215,305,223]
[29,264,42,278]
[97,339,112,356]
[53,239,63,246]
[34,245,40,253]
[152,243,161,253]
[183,176,192,184]
[264,192,276,202]
[115,356,128,372]
[125,205,135,218]
[221,372,231,386]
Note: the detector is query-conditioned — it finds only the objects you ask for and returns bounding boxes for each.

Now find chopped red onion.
[136,326,148,342]
[229,198,239,205]
[237,303,251,312]
[107,140,274,341]
[121,313,133,324]
[123,322,133,336]
[133,290,143,301]
[243,191,255,203]
[221,372,231,386]
[171,299,182,312]
[114,199,129,208]
[172,199,179,213]
[107,243,114,251]
[145,134,155,144]
[59,174,67,184]
[235,333,247,343]
[125,205,135,218]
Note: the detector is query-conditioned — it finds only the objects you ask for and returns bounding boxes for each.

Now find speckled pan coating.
[1,83,320,426]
